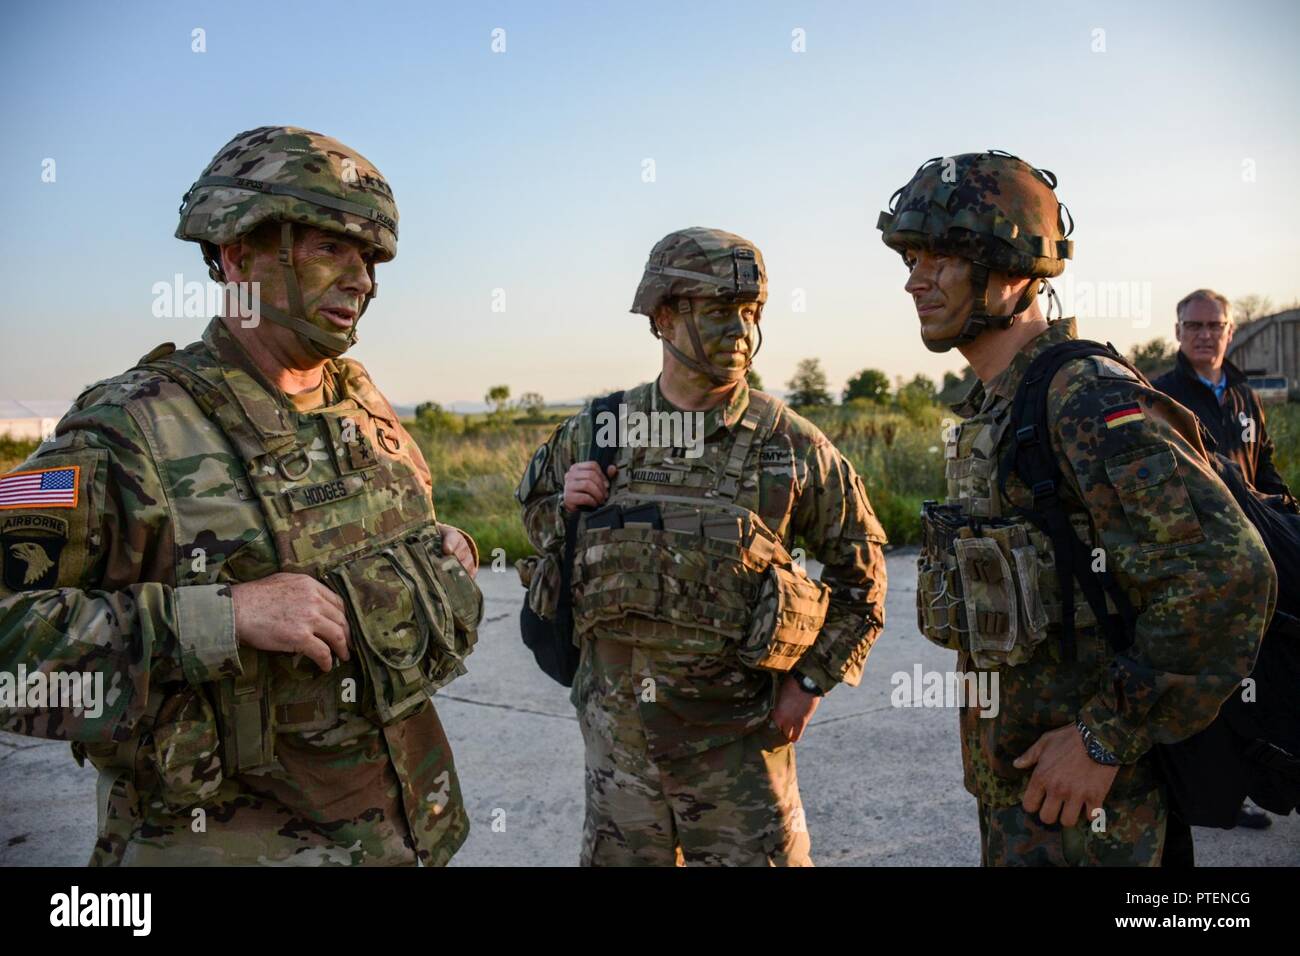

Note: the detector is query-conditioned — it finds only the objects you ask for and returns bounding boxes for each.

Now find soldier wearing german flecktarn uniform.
[879,152,1275,865]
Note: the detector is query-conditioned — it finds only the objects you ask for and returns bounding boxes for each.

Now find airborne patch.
[1,514,69,591]
[1104,402,1145,428]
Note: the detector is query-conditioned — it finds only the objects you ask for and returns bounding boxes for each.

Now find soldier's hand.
[1014,723,1119,828]
[231,572,351,672]
[563,462,618,513]
[773,676,821,742]
[440,524,478,578]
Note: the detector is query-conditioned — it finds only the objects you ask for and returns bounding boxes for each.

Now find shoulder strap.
[142,352,297,462]
[587,391,625,469]
[557,391,625,633]
[997,340,1139,659]
[714,391,782,501]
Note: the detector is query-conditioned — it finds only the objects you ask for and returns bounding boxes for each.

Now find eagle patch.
[2,514,69,591]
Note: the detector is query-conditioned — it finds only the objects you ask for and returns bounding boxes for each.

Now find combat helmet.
[631,227,767,384]
[876,150,1073,352]
[176,126,399,358]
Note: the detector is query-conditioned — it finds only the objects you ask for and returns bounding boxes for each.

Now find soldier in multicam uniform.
[516,227,889,866]
[0,126,484,866]
[876,151,1276,865]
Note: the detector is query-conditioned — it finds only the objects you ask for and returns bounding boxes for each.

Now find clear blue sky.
[3,0,1298,407]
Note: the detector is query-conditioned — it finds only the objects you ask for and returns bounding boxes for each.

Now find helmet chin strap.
[239,222,374,361]
[923,265,1042,353]
[660,299,760,385]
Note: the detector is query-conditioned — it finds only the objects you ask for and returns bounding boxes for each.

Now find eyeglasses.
[1180,321,1230,336]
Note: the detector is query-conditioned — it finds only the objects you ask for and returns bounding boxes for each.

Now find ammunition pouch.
[573,497,825,668]
[918,501,1096,668]
[150,687,226,811]
[330,528,483,726]
[739,562,831,672]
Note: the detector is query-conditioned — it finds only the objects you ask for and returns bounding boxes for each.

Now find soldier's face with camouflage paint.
[288,228,377,334]
[222,225,377,364]
[902,249,1032,349]
[658,298,760,375]
[902,249,976,346]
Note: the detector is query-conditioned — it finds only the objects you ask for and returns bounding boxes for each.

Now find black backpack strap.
[556,391,626,635]
[588,391,625,471]
[997,340,1138,659]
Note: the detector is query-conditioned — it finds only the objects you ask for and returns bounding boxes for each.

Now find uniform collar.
[973,317,1079,412]
[203,317,340,408]
[653,375,750,437]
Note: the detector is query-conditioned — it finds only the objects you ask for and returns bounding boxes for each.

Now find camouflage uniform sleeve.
[0,401,240,744]
[516,409,588,555]
[1048,360,1276,763]
[789,431,889,692]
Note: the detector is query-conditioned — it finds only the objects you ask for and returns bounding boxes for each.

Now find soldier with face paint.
[877,152,1275,865]
[0,127,483,866]
[516,227,889,865]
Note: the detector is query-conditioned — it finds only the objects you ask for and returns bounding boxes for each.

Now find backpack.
[1000,339,1300,827]
[518,391,623,687]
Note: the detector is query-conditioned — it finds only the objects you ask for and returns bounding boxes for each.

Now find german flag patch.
[1103,402,1145,428]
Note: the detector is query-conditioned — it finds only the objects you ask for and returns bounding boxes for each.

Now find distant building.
[1227,308,1299,400]
[0,400,72,442]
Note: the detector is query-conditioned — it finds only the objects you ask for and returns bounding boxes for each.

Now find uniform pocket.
[408,529,482,685]
[916,556,966,652]
[520,552,561,621]
[150,688,225,812]
[330,545,441,724]
[954,537,1018,667]
[739,563,831,672]
[1103,444,1204,549]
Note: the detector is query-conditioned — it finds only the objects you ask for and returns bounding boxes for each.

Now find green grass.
[413,399,949,558]
[411,422,556,563]
[1266,402,1300,492]
[799,401,948,546]
[0,436,39,474]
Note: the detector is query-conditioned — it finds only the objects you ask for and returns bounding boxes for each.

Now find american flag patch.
[0,467,80,509]
[1103,403,1145,428]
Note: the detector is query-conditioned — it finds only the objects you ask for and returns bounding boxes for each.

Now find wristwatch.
[1076,719,1120,766]
[791,669,825,697]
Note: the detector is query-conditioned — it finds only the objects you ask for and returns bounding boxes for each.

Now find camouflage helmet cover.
[631,227,767,317]
[876,151,1072,279]
[176,126,398,262]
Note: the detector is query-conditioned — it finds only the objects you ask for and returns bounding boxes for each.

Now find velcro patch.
[0,466,79,509]
[1104,402,1145,428]
[631,468,673,484]
[515,443,549,504]
[2,513,69,590]
[284,474,366,511]
[1092,356,1140,382]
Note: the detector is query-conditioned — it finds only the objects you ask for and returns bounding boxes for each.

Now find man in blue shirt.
[1153,289,1289,497]
[1152,288,1292,845]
